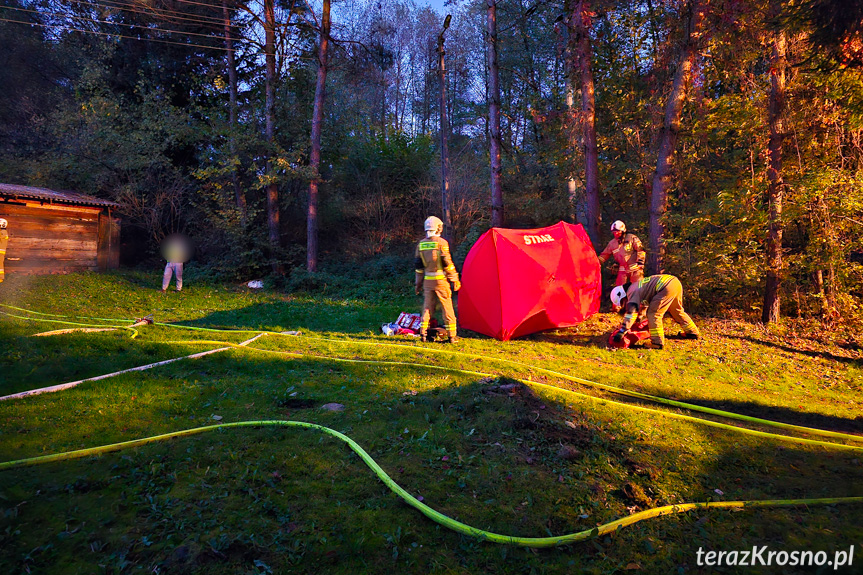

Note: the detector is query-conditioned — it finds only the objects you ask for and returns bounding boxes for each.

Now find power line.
[173,0,240,11]
[1,4,243,42]
[63,0,239,30]
[0,14,236,51]
[1,14,316,59]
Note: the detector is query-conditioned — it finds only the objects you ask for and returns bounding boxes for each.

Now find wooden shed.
[0,183,121,274]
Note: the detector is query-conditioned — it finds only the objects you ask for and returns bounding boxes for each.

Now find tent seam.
[493,230,505,340]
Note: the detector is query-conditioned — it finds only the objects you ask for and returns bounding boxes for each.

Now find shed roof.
[0,183,120,209]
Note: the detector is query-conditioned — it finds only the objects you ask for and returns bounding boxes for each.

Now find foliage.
[0,0,862,322]
[331,132,436,255]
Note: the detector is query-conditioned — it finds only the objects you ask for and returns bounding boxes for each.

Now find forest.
[1,0,862,322]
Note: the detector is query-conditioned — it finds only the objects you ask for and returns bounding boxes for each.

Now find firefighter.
[415,216,461,343]
[597,221,645,309]
[0,218,7,284]
[610,274,700,349]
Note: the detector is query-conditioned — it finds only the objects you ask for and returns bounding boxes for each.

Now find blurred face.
[613,230,623,240]
[161,234,192,263]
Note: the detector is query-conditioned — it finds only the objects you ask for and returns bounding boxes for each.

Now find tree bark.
[438,22,452,239]
[571,0,600,247]
[647,0,707,274]
[222,0,245,221]
[487,0,504,227]
[264,0,282,274]
[762,20,786,324]
[307,0,331,273]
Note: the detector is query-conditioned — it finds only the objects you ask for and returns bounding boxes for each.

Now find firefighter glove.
[453,280,461,292]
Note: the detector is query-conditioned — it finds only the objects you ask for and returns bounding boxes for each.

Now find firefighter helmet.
[0,218,6,229]
[610,220,626,234]
[424,216,443,235]
[610,286,627,308]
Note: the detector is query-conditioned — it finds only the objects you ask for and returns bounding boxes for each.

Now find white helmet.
[0,218,6,229]
[610,286,627,308]
[424,216,443,235]
[610,220,625,234]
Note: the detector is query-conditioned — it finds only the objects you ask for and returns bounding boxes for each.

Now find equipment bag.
[608,319,650,349]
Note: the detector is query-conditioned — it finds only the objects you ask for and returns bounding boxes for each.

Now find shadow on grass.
[2,349,863,574]
[671,396,863,434]
[168,299,412,335]
[720,334,863,366]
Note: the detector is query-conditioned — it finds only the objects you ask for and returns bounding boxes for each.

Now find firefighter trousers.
[421,283,456,338]
[0,250,4,283]
[646,277,699,346]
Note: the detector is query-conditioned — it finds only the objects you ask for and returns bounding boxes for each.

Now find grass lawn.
[1,268,862,574]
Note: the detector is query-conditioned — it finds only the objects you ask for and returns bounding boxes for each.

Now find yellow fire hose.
[3,302,862,445]
[3,304,862,547]
[0,310,141,338]
[1,419,860,548]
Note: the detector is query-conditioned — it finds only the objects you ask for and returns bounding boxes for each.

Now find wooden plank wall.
[0,202,105,274]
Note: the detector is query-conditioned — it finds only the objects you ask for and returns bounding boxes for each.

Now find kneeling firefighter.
[415,216,461,343]
[610,274,700,349]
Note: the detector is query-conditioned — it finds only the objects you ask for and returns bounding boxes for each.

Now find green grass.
[1,269,862,574]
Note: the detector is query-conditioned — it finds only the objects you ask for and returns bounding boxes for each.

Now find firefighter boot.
[448,335,459,344]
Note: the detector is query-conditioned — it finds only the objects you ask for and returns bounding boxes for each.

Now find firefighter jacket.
[415,235,460,290]
[621,274,676,329]
[597,233,645,273]
[621,274,698,345]
[0,229,7,282]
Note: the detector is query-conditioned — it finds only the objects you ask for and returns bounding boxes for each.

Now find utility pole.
[437,14,453,239]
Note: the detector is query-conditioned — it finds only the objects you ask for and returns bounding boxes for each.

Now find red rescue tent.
[459,222,601,341]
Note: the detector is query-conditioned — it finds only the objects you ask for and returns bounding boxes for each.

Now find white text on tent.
[523,234,555,245]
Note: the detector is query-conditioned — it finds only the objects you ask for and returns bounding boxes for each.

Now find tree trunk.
[762,21,786,324]
[438,26,452,239]
[559,0,583,228]
[264,0,282,275]
[571,0,600,247]
[566,85,585,227]
[647,0,706,274]
[814,269,828,316]
[487,0,504,228]
[222,0,245,221]
[307,0,331,273]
